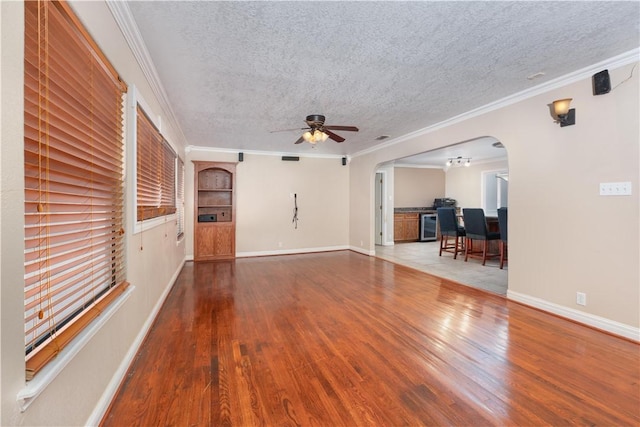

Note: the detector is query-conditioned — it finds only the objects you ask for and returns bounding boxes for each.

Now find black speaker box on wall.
[238,152,244,162]
[342,157,347,166]
[593,69,611,95]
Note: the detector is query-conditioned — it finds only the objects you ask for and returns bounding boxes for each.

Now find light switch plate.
[599,182,632,196]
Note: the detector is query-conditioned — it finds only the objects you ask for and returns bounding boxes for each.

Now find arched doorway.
[373,136,509,295]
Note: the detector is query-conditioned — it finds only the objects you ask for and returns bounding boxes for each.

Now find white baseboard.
[86,258,186,426]
[507,290,640,342]
[349,245,376,256]
[236,245,350,258]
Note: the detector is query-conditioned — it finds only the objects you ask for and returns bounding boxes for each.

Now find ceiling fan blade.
[324,129,345,143]
[270,127,309,133]
[294,136,305,144]
[324,125,359,132]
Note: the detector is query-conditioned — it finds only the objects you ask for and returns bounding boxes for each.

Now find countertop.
[394,207,437,214]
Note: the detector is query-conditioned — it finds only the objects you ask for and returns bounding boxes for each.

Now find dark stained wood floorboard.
[101,251,640,426]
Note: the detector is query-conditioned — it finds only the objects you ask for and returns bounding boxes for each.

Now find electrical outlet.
[576,292,586,306]
[599,182,632,196]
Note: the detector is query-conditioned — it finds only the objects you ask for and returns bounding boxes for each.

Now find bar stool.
[436,207,465,259]
[462,208,500,265]
[497,207,508,269]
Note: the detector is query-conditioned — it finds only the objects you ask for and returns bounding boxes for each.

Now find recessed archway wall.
[348,60,639,339]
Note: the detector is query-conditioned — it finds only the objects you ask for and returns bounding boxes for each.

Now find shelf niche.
[193,161,236,261]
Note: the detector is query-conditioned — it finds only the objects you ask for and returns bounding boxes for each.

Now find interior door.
[375,173,383,245]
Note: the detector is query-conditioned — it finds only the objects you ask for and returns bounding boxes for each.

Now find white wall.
[393,167,445,208]
[446,159,509,210]
[1,2,28,425]
[185,150,350,257]
[350,60,639,337]
[1,2,187,425]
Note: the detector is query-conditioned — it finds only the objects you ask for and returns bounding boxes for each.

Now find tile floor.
[375,241,508,295]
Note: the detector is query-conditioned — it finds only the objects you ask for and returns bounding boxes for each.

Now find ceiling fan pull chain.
[292,193,298,229]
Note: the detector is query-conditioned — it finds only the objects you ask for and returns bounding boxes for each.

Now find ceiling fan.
[272,114,359,145]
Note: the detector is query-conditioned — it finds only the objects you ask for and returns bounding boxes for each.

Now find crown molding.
[186,145,346,160]
[106,0,187,150]
[352,48,640,159]
[104,3,638,161]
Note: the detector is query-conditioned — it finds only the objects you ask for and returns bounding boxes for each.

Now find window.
[136,105,176,222]
[482,169,509,216]
[176,157,185,238]
[24,0,128,379]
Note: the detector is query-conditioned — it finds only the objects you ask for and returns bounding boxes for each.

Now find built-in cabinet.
[394,213,419,242]
[193,161,236,261]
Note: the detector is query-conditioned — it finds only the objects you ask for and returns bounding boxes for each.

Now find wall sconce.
[446,156,471,167]
[552,98,576,127]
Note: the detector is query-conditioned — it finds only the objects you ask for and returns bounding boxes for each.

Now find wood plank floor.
[101,251,640,426]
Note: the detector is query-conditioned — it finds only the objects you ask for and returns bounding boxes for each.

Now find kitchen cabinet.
[394,213,419,242]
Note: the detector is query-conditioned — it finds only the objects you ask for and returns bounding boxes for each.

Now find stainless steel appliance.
[420,214,437,242]
[432,198,456,209]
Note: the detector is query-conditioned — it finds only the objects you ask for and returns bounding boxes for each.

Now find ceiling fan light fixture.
[301,129,329,144]
[284,114,358,145]
[314,129,328,142]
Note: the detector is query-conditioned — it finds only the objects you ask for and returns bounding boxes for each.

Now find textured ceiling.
[126,1,639,158]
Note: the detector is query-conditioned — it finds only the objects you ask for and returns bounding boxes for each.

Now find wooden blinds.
[24,0,128,379]
[177,157,185,238]
[136,105,177,221]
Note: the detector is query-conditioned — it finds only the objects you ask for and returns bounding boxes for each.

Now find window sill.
[134,213,176,235]
[17,285,134,412]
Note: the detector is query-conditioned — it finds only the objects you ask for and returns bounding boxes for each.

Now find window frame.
[127,86,178,235]
[23,0,129,384]
[481,168,509,216]
[176,156,185,240]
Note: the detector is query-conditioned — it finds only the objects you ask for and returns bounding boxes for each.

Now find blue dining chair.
[462,208,500,265]
[436,207,465,259]
[497,207,508,269]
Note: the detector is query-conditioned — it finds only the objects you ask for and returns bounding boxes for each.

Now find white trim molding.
[237,245,350,258]
[186,145,346,160]
[507,290,640,342]
[349,246,376,257]
[17,286,135,412]
[85,258,186,426]
[352,48,640,159]
[106,0,187,148]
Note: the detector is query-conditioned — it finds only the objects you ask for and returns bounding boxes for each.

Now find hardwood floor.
[101,251,640,426]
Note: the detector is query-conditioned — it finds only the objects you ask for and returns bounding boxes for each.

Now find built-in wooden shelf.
[193,161,236,261]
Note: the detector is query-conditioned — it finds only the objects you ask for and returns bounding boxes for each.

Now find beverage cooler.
[420,214,437,242]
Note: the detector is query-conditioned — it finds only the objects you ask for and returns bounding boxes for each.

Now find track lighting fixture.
[446,156,471,167]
